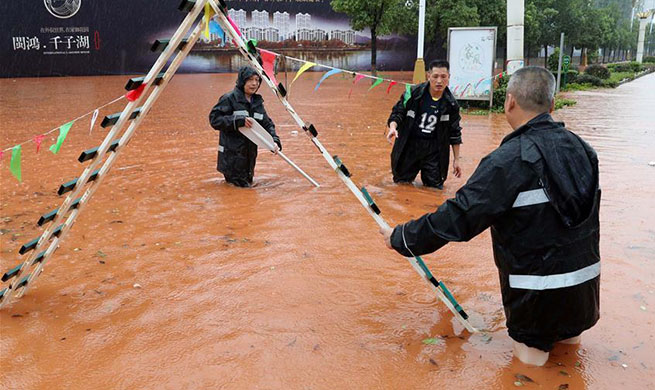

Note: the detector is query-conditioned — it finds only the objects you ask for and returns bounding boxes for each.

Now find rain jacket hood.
[236,66,262,93]
[502,113,599,228]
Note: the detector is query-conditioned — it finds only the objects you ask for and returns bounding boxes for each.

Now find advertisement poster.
[0,0,417,78]
[447,27,497,101]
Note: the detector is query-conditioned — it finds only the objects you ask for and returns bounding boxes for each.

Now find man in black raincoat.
[381,67,600,366]
[209,66,281,187]
[386,60,463,189]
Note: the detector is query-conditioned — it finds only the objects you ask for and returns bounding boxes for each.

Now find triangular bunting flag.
[209,20,225,44]
[0,150,4,163]
[203,3,215,39]
[49,121,74,154]
[403,84,412,107]
[291,62,316,85]
[259,49,279,86]
[348,74,366,98]
[386,80,397,94]
[315,69,342,91]
[10,145,22,182]
[368,77,384,92]
[90,108,99,134]
[126,84,146,102]
[33,134,46,153]
[226,14,243,37]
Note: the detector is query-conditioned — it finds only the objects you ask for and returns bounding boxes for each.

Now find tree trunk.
[603,48,607,63]
[569,45,575,65]
[544,44,548,68]
[370,25,377,76]
[581,47,587,67]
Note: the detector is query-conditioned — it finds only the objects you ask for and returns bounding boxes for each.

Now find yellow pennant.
[291,62,316,85]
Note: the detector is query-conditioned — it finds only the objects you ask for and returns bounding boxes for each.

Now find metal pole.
[412,0,427,83]
[557,32,564,93]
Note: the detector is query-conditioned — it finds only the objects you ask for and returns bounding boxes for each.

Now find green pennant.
[10,145,22,182]
[49,121,74,154]
[403,83,412,107]
[367,77,384,92]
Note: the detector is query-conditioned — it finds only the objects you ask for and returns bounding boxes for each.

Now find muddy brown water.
[1,72,654,389]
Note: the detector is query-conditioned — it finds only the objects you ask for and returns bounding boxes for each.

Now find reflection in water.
[181,49,415,74]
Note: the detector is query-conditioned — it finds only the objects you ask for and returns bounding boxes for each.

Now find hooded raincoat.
[388,82,462,185]
[209,66,280,187]
[390,113,600,351]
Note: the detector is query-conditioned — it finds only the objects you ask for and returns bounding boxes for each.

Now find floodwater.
[0,71,653,389]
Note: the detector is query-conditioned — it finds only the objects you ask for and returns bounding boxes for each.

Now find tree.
[331,0,411,74]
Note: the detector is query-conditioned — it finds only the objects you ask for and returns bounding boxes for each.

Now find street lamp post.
[412,0,426,83]
[506,0,525,75]
[637,11,652,62]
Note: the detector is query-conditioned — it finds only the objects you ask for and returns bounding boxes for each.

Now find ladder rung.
[100,108,142,128]
[58,169,101,196]
[151,39,189,53]
[19,224,64,255]
[2,264,22,282]
[125,73,165,91]
[33,251,46,265]
[37,197,82,226]
[78,140,120,163]
[16,276,29,289]
[178,0,196,12]
[277,83,287,98]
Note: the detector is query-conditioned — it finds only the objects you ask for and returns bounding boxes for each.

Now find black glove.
[273,136,282,152]
[234,115,247,129]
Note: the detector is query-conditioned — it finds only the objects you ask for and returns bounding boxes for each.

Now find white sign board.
[447,27,497,102]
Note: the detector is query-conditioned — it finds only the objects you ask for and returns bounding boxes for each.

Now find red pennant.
[348,74,366,98]
[33,134,46,153]
[259,49,279,86]
[498,72,503,79]
[0,150,4,162]
[227,15,243,37]
[125,84,146,102]
[386,80,397,94]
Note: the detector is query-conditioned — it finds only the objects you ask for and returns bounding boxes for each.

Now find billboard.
[0,0,417,78]
[447,27,497,102]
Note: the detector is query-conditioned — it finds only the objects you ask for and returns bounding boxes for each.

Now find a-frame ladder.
[1,0,477,334]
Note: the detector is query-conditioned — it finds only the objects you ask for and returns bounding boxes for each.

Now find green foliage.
[491,75,509,111]
[566,70,579,83]
[607,62,645,73]
[575,74,603,86]
[644,56,655,64]
[554,97,577,110]
[547,48,561,72]
[584,64,610,80]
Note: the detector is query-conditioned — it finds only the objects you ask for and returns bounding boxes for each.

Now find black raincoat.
[209,66,280,187]
[387,82,462,184]
[390,113,600,351]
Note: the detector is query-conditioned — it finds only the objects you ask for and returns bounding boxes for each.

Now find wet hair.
[428,60,449,72]
[506,66,555,113]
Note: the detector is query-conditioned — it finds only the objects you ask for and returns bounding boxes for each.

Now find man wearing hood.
[386,60,463,189]
[209,66,282,187]
[381,66,601,366]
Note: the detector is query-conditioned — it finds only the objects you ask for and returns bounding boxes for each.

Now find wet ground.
[0,71,654,389]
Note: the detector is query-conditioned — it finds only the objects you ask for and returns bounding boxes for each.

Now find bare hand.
[244,118,254,128]
[386,127,398,144]
[452,160,462,178]
[380,226,393,249]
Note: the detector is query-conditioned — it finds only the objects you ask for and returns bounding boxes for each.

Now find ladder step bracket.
[333,156,352,178]
[277,83,287,98]
[178,0,196,12]
[101,108,142,128]
[151,39,189,53]
[37,197,82,226]
[58,169,100,196]
[303,123,318,137]
[19,225,64,255]
[2,264,23,282]
[78,140,120,163]
[125,73,165,91]
[360,187,381,215]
